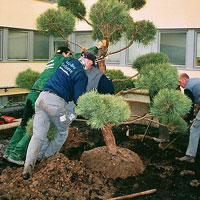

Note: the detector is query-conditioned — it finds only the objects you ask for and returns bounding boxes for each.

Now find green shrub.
[75,90,131,129]
[135,63,178,98]
[15,68,40,90]
[150,88,192,133]
[36,7,75,37]
[106,69,135,94]
[132,52,169,72]
[26,118,58,140]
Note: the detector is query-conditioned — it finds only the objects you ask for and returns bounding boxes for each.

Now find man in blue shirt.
[177,73,200,163]
[22,52,95,179]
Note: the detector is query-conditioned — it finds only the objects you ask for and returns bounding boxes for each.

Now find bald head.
[178,73,189,88]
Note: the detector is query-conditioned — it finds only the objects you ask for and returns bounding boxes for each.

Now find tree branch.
[68,40,82,49]
[78,13,92,26]
[106,37,135,57]
[120,114,165,127]
[106,27,139,57]
[115,87,139,96]
[58,30,76,59]
[112,73,138,82]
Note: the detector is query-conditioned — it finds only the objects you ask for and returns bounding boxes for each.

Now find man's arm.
[98,74,114,95]
[70,41,106,59]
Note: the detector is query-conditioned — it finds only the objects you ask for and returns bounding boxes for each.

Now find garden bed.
[0,121,200,199]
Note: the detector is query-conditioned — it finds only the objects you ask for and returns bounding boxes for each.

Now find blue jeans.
[186,110,200,157]
[24,91,69,169]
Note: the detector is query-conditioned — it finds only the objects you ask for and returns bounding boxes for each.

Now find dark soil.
[0,121,200,200]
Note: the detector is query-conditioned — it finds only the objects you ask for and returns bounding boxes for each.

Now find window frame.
[74,31,95,54]
[158,29,188,68]
[126,42,153,65]
[53,37,67,54]
[106,41,122,65]
[7,29,29,61]
[194,30,200,69]
[0,29,2,61]
[33,32,50,61]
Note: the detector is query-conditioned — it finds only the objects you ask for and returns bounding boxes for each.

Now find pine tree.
[75,91,131,155]
[37,0,156,69]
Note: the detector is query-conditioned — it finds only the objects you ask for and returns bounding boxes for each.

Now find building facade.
[0,0,200,87]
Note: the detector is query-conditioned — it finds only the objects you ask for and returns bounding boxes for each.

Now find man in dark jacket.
[177,73,200,163]
[82,51,114,95]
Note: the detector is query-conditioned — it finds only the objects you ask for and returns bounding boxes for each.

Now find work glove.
[96,40,107,49]
[81,46,87,53]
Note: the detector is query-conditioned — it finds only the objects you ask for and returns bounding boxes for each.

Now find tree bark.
[97,60,106,74]
[102,124,117,155]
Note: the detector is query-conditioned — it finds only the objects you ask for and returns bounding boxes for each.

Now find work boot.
[7,156,24,166]
[8,134,31,164]
[4,126,26,156]
[22,164,32,180]
[22,136,43,179]
[176,155,195,163]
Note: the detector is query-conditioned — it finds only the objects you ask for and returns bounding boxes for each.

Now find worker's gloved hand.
[81,46,87,53]
[96,40,107,49]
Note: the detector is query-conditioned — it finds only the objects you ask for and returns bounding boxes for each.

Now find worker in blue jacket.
[36,51,114,162]
[22,51,96,180]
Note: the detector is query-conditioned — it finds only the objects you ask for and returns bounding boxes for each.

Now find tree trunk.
[97,60,106,74]
[102,124,117,155]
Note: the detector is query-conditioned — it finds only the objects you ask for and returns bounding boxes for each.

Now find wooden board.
[0,118,21,131]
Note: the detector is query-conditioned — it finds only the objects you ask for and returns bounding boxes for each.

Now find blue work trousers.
[186,110,200,157]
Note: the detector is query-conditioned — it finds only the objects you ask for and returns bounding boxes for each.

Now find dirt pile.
[81,146,145,179]
[0,152,116,200]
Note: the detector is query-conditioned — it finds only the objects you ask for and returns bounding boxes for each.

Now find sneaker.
[176,155,195,163]
[22,165,32,180]
[7,156,24,166]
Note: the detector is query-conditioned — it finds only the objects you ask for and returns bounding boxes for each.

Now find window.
[196,32,200,67]
[106,42,121,64]
[128,42,151,64]
[34,33,49,60]
[0,29,2,60]
[54,40,67,54]
[8,30,28,60]
[160,32,186,65]
[75,33,94,54]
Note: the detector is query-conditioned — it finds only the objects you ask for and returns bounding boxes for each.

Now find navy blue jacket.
[44,58,88,104]
[98,75,114,95]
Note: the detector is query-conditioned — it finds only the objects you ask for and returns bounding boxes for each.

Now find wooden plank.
[0,118,21,131]
[0,88,29,96]
[107,189,157,200]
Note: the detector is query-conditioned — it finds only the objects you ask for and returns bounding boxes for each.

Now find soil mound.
[81,146,145,179]
[0,153,115,200]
